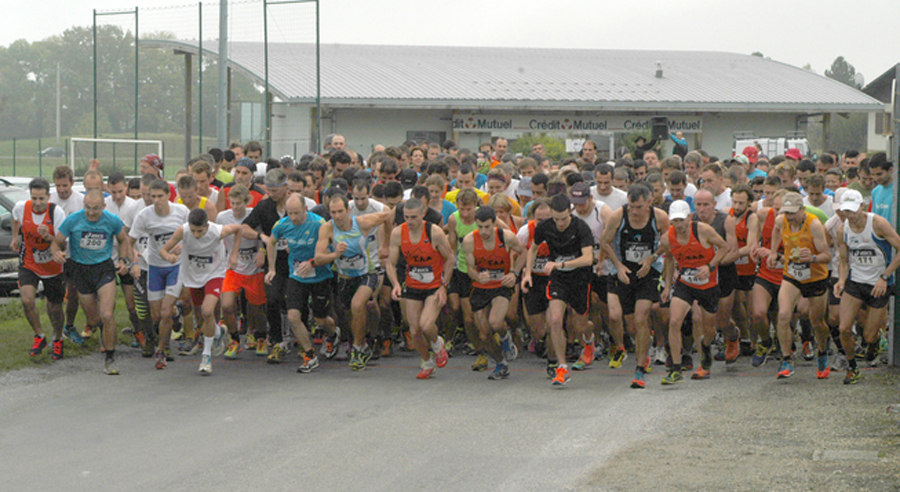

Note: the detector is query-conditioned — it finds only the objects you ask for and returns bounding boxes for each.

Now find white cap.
[669,200,691,220]
[840,189,864,212]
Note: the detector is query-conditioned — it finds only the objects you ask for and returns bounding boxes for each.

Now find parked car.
[0,180,32,294]
[40,146,67,158]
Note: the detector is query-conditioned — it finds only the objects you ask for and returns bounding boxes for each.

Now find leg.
[350,285,375,347]
[667,297,692,370]
[96,282,118,352]
[632,300,653,370]
[775,282,802,358]
[405,299,429,361]
[20,285,44,337]
[547,299,568,366]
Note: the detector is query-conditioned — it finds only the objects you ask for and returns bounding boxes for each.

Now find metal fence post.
[38,138,42,176]
[12,138,15,175]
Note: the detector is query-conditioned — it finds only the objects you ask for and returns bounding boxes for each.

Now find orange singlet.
[668,222,717,290]
[526,220,552,276]
[730,207,756,277]
[757,209,784,284]
[401,222,444,290]
[781,212,828,284]
[472,227,511,290]
[20,201,63,277]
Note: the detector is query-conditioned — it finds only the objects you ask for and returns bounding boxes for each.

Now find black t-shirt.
[245,197,288,275]
[534,215,593,281]
[394,202,442,227]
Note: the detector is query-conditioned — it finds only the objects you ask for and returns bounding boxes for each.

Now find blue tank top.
[333,216,370,277]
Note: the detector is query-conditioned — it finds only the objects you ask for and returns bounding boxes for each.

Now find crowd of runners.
[13,134,897,387]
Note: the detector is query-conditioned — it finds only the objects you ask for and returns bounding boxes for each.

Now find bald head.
[694,189,714,203]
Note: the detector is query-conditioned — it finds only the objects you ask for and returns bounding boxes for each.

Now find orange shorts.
[222,270,267,305]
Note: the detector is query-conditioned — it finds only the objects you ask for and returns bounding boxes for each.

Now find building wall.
[867,111,889,152]
[330,108,453,158]
[271,104,312,158]
[699,113,802,159]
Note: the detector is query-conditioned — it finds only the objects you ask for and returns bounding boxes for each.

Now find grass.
[0,291,139,372]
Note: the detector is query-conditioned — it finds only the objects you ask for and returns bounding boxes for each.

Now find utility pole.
[56,62,61,145]
[217,0,228,148]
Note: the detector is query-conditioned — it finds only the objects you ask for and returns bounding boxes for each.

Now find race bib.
[276,238,289,251]
[625,243,651,263]
[33,247,54,264]
[556,255,577,272]
[239,247,256,263]
[679,267,706,286]
[787,261,810,281]
[80,231,108,250]
[533,257,548,274]
[293,259,315,278]
[485,269,506,281]
[735,255,750,265]
[338,253,366,272]
[189,254,213,272]
[851,250,876,265]
[153,232,173,248]
[409,266,434,284]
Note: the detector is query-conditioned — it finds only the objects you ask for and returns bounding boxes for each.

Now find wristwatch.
[880,273,891,281]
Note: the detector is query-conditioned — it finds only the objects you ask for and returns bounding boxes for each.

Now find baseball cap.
[141,154,164,171]
[742,146,759,164]
[398,168,418,190]
[839,189,864,212]
[784,148,803,161]
[568,182,592,204]
[732,154,750,166]
[516,176,533,197]
[781,192,804,213]
[669,200,691,220]
[235,157,257,174]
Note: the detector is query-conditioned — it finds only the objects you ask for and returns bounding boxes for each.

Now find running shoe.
[178,339,202,357]
[81,326,94,339]
[681,353,694,371]
[740,340,754,357]
[830,353,849,372]
[571,357,589,371]
[608,348,627,369]
[212,328,227,358]
[691,367,710,380]
[653,346,668,366]
[349,348,362,371]
[724,339,740,364]
[360,344,374,367]
[255,338,268,357]
[63,325,84,345]
[51,339,64,361]
[267,343,284,364]
[199,354,212,375]
[776,360,794,379]
[630,370,646,389]
[29,335,47,357]
[551,366,570,386]
[381,338,393,358]
[751,343,770,367]
[499,334,518,362]
[546,361,558,379]
[164,346,174,361]
[434,337,449,368]
[714,345,726,362]
[104,358,120,376]
[417,357,436,379]
[487,362,510,380]
[335,342,350,361]
[244,333,257,351]
[133,331,146,349]
[661,371,684,385]
[534,338,547,358]
[403,331,414,351]
[843,368,861,385]
[801,341,815,361]
[865,349,880,368]
[816,354,830,379]
[471,354,488,371]
[565,343,579,363]
[581,340,595,366]
[155,350,167,370]
[224,340,242,359]
[700,345,713,371]
[170,328,183,341]
[298,354,319,373]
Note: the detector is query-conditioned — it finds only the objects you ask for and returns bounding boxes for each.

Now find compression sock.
[203,336,214,356]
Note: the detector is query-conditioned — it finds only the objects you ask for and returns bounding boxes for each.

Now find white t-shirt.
[179,222,228,288]
[12,201,68,229]
[804,195,835,219]
[715,188,732,212]
[349,198,385,270]
[105,195,140,262]
[129,203,190,268]
[50,191,84,259]
[664,182,698,200]
[216,208,262,276]
[592,187,628,211]
[574,200,609,275]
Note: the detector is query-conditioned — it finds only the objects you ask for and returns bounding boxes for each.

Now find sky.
[4,0,899,85]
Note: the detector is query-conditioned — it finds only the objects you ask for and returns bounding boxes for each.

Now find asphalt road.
[0,346,893,492]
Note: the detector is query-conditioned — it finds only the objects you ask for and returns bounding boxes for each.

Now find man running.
[522,194,595,387]
[11,178,68,359]
[160,209,241,374]
[463,206,527,380]
[51,190,132,375]
[315,194,392,371]
[729,184,759,357]
[517,198,553,372]
[766,192,832,380]
[49,166,86,343]
[447,189,483,370]
[833,190,900,384]
[385,198,453,379]
[658,200,730,385]
[105,172,144,347]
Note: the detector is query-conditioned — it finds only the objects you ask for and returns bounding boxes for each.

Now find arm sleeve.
[53,206,67,225]
[129,212,144,240]
[12,201,25,222]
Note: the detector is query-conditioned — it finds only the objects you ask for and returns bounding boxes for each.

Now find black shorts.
[547,274,592,317]
[336,272,380,309]
[69,260,117,295]
[64,258,76,283]
[117,271,134,286]
[844,279,890,309]
[591,274,608,304]
[448,269,473,299]
[735,275,754,292]
[783,277,828,299]
[610,271,661,316]
[286,277,332,320]
[673,282,719,314]
[827,277,841,306]
[754,276,781,309]
[385,265,407,289]
[17,267,66,304]
[717,265,737,297]
[470,286,513,312]
[524,274,550,315]
[402,285,439,302]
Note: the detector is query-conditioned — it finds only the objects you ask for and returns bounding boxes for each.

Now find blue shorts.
[148,264,182,301]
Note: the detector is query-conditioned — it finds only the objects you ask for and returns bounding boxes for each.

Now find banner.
[452,114,702,133]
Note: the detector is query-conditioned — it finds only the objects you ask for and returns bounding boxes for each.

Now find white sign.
[452,114,702,134]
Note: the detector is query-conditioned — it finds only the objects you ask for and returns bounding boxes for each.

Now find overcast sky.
[4,0,899,85]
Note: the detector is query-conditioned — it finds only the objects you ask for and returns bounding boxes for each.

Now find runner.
[268,194,335,374]
[130,174,159,357]
[765,192,832,380]
[522,194,595,387]
[729,184,759,357]
[217,158,266,212]
[446,189,483,370]
[315,194,393,371]
[11,178,67,359]
[600,184,669,383]
[160,209,241,374]
[129,179,191,370]
[176,174,218,222]
[749,189,787,366]
[49,166,86,343]
[658,200,730,384]
[463,206,527,380]
[50,190,132,375]
[105,172,144,348]
[517,198,553,371]
[833,190,900,384]
[216,184,267,360]
[385,198,454,379]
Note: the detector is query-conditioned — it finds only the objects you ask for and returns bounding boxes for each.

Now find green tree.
[825,56,861,89]
[509,133,568,161]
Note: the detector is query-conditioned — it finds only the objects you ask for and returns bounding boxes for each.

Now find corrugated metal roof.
[143,40,883,112]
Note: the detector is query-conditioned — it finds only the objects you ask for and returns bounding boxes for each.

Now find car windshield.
[0,189,30,222]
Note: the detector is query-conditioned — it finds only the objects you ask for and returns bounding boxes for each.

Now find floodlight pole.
[93,7,140,162]
[199,2,203,153]
[93,10,97,158]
